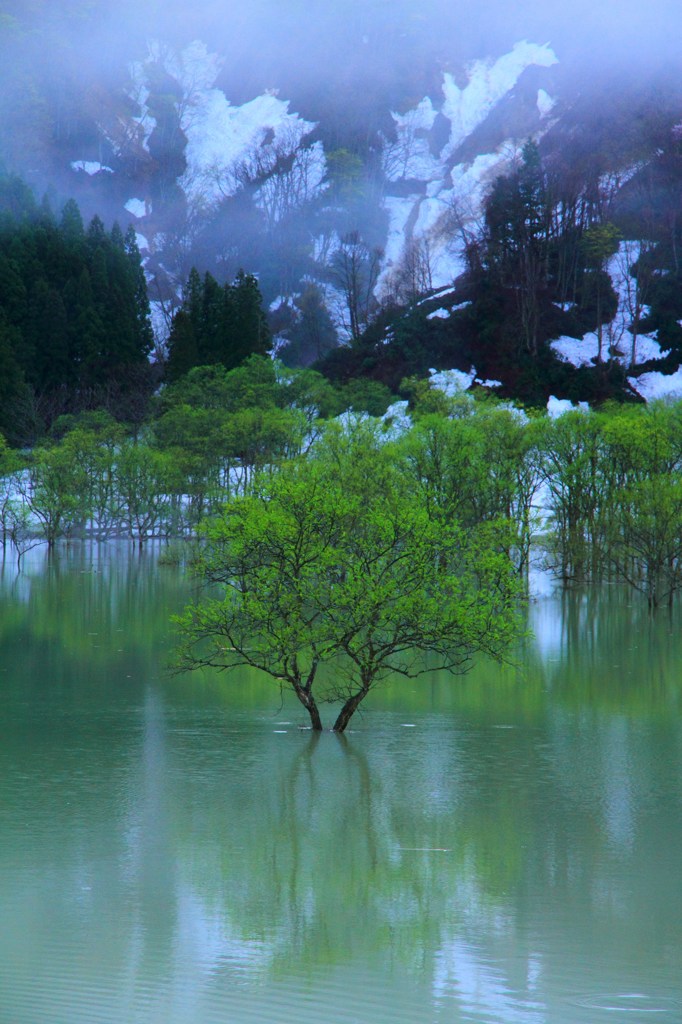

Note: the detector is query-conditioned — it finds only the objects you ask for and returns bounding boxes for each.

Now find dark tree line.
[165,268,270,381]
[0,173,154,441]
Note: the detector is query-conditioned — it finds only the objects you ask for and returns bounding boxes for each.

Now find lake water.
[1,544,681,1023]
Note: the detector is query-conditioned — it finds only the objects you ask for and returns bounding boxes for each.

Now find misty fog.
[2,0,682,369]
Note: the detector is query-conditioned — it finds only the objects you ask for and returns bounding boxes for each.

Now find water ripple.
[574,993,680,1016]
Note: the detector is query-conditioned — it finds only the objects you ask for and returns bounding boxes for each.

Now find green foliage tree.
[0,433,25,545]
[153,356,340,516]
[598,402,682,607]
[398,404,543,575]
[52,412,126,540]
[337,377,394,417]
[19,437,92,546]
[606,475,682,609]
[114,442,175,545]
[222,406,307,495]
[174,429,524,731]
[152,402,227,529]
[538,410,609,582]
[397,413,485,529]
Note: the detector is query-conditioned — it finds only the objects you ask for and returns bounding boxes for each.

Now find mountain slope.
[3,5,682,403]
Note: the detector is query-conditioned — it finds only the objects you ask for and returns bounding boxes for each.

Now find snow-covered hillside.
[378,41,558,294]
[120,40,328,218]
[61,34,682,403]
[71,38,559,310]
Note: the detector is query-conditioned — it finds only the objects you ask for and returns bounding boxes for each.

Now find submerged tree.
[174,430,524,732]
[606,475,682,609]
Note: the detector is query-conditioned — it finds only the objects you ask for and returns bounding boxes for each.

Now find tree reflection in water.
[0,545,681,1023]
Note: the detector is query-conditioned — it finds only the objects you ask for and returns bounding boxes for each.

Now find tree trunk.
[596,295,603,364]
[294,685,324,731]
[332,685,370,733]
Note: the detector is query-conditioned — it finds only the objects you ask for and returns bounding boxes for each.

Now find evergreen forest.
[0,174,153,441]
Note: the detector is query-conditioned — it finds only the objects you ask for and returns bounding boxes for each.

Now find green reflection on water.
[0,544,681,1024]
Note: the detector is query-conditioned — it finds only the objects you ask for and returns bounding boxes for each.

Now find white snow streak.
[429,367,476,395]
[377,42,557,297]
[628,368,682,401]
[441,42,557,158]
[381,195,422,272]
[536,89,556,117]
[383,98,439,182]
[129,41,327,214]
[547,396,589,418]
[71,161,113,175]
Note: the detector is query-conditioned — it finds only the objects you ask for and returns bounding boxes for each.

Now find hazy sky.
[2,0,681,194]
[5,0,682,84]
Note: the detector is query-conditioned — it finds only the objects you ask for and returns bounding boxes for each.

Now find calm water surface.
[0,545,681,1023]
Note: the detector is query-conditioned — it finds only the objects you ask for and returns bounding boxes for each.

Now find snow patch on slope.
[378,42,558,296]
[536,89,556,117]
[182,89,320,208]
[71,161,113,175]
[149,301,171,351]
[382,196,423,270]
[129,41,327,214]
[441,42,557,158]
[551,242,670,370]
[383,98,440,182]
[429,367,476,395]
[125,198,147,218]
[382,401,412,439]
[553,331,668,368]
[426,303,472,320]
[547,396,589,418]
[628,368,682,401]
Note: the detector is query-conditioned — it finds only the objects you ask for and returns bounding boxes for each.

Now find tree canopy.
[174,423,524,731]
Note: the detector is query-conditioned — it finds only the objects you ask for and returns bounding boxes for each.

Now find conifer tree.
[230,271,270,367]
[60,198,84,245]
[166,311,199,382]
[0,314,29,442]
[166,267,271,379]
[0,178,154,431]
[124,224,154,357]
